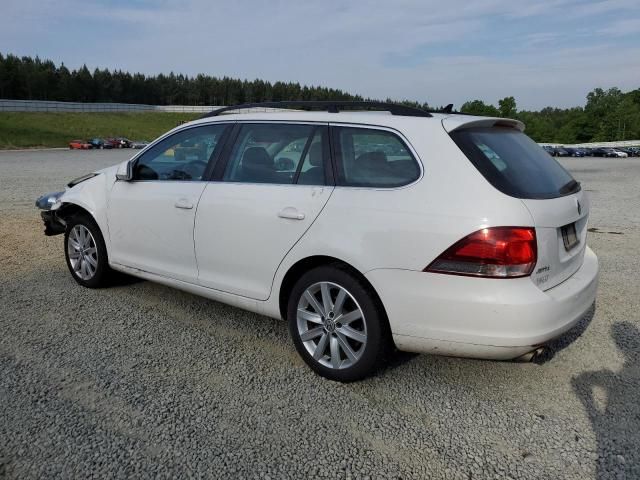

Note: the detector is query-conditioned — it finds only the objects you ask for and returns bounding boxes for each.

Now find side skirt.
[110,262,281,320]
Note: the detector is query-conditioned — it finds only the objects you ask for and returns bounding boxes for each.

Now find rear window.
[450,127,580,199]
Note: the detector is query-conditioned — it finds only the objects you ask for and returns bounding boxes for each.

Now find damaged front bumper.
[35,191,66,236]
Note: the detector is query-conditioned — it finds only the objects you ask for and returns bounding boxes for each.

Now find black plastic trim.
[200,101,432,119]
[67,173,99,188]
[210,123,241,181]
[201,123,234,181]
[292,126,317,185]
[41,211,66,236]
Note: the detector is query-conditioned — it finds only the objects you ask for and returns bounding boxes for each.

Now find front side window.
[133,124,228,181]
[223,123,327,185]
[333,127,420,188]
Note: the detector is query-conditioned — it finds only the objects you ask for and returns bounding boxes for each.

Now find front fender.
[53,173,113,252]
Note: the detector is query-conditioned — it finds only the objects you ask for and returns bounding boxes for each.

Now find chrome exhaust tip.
[514,347,546,363]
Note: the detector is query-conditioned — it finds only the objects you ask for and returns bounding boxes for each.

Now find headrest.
[308,142,323,167]
[356,151,387,169]
[242,147,272,169]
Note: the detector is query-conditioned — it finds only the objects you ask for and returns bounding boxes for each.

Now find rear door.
[194,122,334,300]
[447,122,587,290]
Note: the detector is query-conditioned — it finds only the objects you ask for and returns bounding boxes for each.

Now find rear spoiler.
[442,116,525,133]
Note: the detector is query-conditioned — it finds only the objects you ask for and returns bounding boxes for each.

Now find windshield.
[450,127,580,199]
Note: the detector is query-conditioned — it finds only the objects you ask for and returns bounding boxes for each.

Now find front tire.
[287,265,388,382]
[64,213,112,288]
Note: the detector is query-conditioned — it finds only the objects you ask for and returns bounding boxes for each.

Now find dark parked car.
[564,148,586,157]
[88,138,114,149]
[116,137,133,148]
[104,137,132,148]
[553,147,570,157]
[592,147,625,158]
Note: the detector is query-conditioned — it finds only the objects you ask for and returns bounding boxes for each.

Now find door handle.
[278,207,305,220]
[175,198,194,209]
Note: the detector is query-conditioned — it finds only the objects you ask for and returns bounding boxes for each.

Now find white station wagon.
[37,101,599,381]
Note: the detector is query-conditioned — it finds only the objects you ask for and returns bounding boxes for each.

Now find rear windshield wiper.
[559,179,581,195]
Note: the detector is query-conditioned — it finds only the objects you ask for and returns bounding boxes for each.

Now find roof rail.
[200,101,432,119]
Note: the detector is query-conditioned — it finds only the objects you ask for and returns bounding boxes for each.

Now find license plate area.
[561,222,579,251]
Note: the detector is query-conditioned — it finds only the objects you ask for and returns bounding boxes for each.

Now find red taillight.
[425,227,537,278]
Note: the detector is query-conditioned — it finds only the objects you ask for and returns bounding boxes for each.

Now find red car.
[69,140,92,150]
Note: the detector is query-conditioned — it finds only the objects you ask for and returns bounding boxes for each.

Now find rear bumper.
[366,246,599,360]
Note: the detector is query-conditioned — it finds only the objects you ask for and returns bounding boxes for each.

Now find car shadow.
[572,322,640,479]
[379,349,420,374]
[110,271,145,286]
[533,303,596,364]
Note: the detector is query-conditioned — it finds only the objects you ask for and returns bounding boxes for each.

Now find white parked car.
[36,101,599,381]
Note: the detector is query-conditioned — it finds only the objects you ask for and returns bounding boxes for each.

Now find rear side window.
[450,127,579,199]
[223,123,327,185]
[333,127,420,188]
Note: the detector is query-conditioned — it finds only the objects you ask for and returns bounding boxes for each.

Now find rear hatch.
[521,191,588,290]
[444,117,588,290]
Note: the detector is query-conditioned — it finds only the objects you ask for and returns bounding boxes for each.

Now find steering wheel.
[182,160,208,179]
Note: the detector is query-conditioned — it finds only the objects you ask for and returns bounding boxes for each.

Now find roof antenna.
[442,103,454,113]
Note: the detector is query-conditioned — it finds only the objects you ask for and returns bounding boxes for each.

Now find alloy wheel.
[296,282,367,369]
[67,224,99,280]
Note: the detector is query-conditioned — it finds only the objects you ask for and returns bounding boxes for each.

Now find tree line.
[0,53,367,106]
[1,52,638,143]
[460,89,640,144]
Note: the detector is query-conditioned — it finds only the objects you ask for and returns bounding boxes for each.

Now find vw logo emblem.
[324,318,336,333]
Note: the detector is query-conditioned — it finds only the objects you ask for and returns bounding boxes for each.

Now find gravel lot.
[1,150,639,479]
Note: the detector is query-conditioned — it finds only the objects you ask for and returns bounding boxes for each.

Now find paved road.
[1,150,639,479]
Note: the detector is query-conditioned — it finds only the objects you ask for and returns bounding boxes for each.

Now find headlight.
[35,191,64,210]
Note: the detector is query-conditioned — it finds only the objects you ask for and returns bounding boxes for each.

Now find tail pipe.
[513,347,546,363]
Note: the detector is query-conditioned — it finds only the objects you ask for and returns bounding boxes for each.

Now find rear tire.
[287,265,388,382]
[64,213,112,288]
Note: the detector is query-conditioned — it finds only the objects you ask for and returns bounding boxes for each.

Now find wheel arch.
[278,255,391,331]
[55,200,112,253]
[56,201,95,222]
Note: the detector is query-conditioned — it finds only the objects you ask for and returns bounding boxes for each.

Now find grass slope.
[0,112,200,149]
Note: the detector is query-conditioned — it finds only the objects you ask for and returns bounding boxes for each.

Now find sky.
[2,0,640,110]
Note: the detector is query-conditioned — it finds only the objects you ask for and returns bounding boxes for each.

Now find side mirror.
[115,160,134,181]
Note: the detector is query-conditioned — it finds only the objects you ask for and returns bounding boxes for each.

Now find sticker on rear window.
[477,143,508,171]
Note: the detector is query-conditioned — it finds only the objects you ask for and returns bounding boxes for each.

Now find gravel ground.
[0,150,639,479]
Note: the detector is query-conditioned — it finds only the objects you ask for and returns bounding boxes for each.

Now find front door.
[107,123,230,283]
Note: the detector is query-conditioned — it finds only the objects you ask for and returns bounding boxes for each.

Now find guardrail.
[0,99,222,113]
